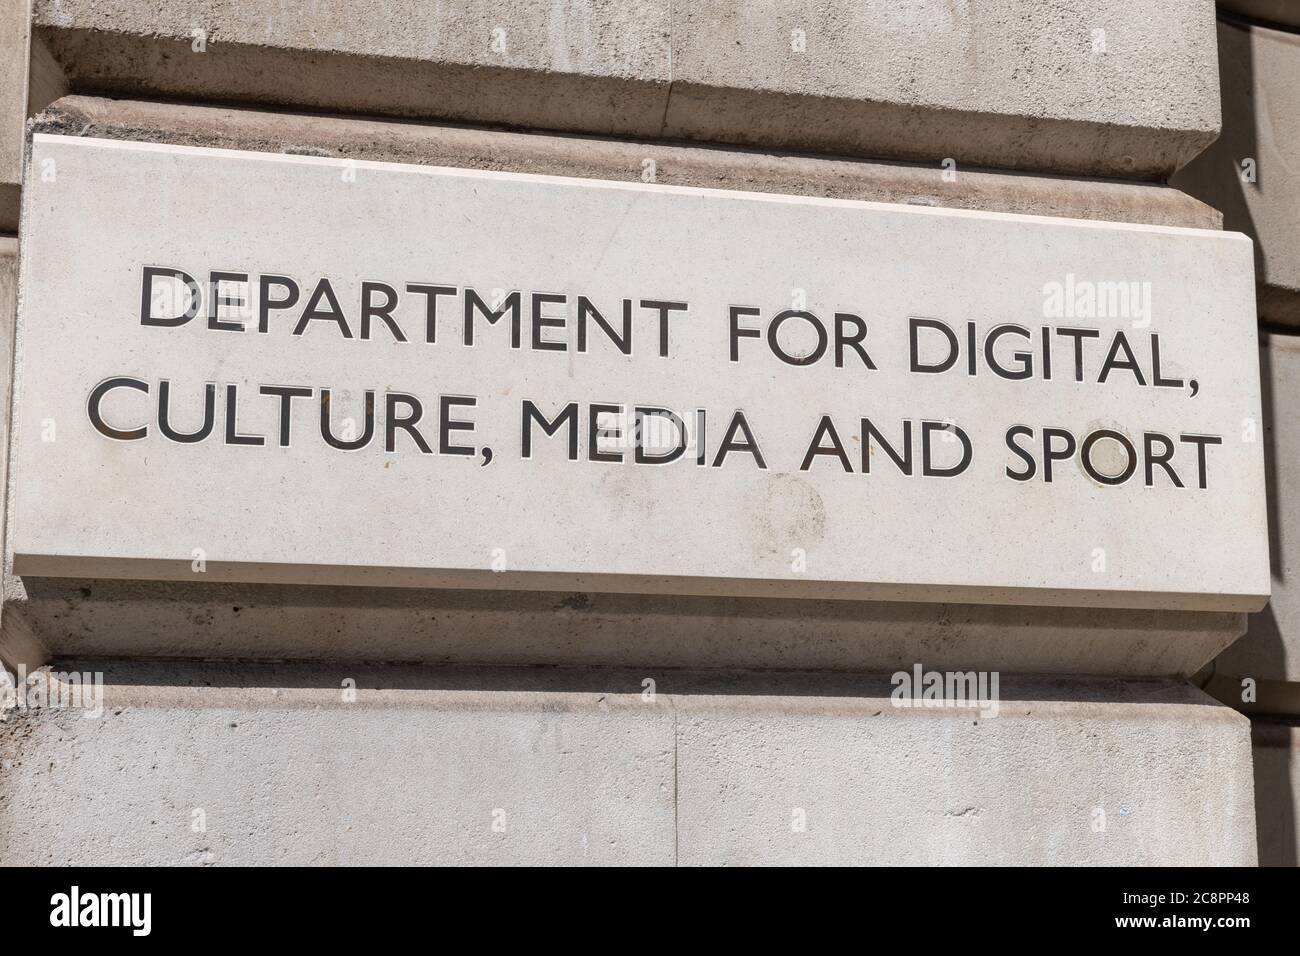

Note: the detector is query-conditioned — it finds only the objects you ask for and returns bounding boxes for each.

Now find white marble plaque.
[10,135,1269,610]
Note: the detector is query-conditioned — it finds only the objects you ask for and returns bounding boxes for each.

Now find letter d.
[909,317,959,373]
[141,267,200,327]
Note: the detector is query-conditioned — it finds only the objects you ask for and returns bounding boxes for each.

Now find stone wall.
[0,0,1287,866]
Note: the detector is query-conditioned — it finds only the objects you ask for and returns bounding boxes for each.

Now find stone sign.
[10,134,1269,609]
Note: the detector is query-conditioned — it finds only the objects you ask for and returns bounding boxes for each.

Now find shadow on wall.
[1234,17,1295,863]
[1252,710,1299,866]
[19,657,1226,707]
[1248,342,1294,857]
[1179,14,1299,866]
[1175,17,1265,287]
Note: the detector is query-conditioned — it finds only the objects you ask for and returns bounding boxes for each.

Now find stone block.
[0,663,1258,865]
[30,0,1221,177]
[674,676,1255,865]
[665,0,1221,178]
[32,0,672,139]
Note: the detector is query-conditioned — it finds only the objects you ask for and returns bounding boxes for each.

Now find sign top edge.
[29,133,1247,245]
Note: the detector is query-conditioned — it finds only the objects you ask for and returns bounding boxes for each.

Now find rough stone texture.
[4,576,1247,678]
[31,0,674,137]
[0,663,1258,865]
[675,677,1256,866]
[1252,717,1299,865]
[1213,335,1300,696]
[665,0,1221,179]
[35,96,1224,229]
[1174,18,1300,327]
[29,0,1221,178]
[34,0,672,141]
